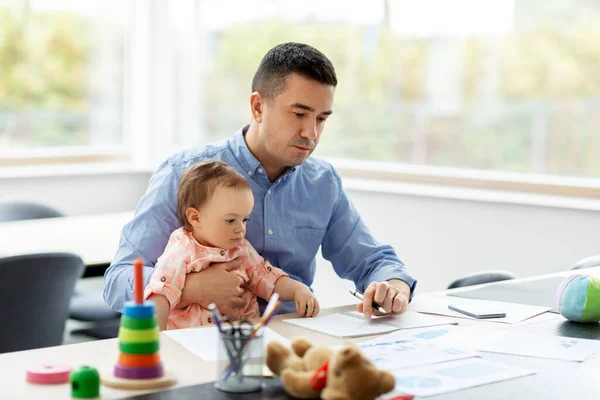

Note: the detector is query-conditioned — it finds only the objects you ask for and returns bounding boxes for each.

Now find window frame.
[329,158,600,200]
[2,0,599,205]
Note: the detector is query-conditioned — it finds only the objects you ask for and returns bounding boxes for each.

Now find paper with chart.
[386,325,600,362]
[409,294,550,324]
[165,326,290,361]
[282,310,458,338]
[383,358,535,397]
[358,331,478,370]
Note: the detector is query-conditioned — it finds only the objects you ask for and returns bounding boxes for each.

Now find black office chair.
[0,201,120,339]
[69,293,121,339]
[572,255,600,270]
[0,253,84,353]
[0,201,64,222]
[447,270,518,290]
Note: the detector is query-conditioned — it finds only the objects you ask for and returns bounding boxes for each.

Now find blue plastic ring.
[122,301,156,318]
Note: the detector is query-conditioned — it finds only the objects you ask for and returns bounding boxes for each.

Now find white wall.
[310,184,600,307]
[2,171,598,308]
[0,171,150,216]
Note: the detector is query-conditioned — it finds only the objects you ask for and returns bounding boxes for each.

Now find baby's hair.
[177,160,250,231]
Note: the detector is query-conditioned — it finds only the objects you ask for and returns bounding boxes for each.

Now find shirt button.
[207,317,212,324]
[267,266,272,272]
[268,228,273,235]
[247,171,253,176]
[160,276,166,283]
[220,250,225,256]
[258,167,264,173]
[267,189,271,195]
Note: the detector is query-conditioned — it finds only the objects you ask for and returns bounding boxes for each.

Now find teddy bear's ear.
[291,338,313,357]
[376,370,396,394]
[335,345,367,369]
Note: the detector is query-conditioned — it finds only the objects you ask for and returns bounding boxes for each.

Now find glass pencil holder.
[214,328,264,393]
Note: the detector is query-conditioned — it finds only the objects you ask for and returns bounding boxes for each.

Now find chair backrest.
[572,255,600,270]
[0,253,84,353]
[447,270,518,290]
[0,202,63,223]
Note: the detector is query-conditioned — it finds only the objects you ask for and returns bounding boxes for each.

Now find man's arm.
[321,168,417,313]
[103,160,181,312]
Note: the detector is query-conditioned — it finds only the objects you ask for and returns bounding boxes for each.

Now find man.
[104,42,416,320]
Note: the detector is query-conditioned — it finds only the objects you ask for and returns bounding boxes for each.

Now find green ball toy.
[556,274,600,323]
[70,366,100,398]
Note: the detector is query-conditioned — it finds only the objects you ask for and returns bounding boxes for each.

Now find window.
[174,0,600,183]
[0,0,130,163]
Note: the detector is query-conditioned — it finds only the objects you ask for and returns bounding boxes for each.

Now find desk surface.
[0,211,132,266]
[2,270,600,399]
[0,305,349,400]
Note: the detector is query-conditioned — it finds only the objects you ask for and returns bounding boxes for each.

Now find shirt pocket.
[293,226,326,266]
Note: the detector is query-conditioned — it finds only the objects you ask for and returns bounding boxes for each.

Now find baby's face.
[192,185,254,250]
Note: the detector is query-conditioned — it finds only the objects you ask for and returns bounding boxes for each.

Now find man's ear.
[185,207,201,227]
[250,91,264,123]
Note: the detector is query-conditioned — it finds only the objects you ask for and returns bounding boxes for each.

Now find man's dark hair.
[251,42,337,102]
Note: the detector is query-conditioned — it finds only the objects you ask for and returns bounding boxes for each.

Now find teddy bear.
[266,338,396,400]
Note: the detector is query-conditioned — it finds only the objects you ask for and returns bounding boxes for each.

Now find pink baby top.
[144,227,287,329]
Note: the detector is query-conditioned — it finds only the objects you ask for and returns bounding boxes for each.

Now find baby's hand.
[294,286,320,317]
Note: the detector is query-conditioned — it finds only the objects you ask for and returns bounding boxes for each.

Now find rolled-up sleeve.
[321,169,417,299]
[143,242,190,312]
[244,243,288,300]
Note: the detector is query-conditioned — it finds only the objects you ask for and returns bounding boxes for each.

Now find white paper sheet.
[409,294,550,324]
[165,326,290,361]
[283,311,458,338]
[382,358,535,397]
[359,331,478,370]
[386,325,600,362]
[345,310,459,328]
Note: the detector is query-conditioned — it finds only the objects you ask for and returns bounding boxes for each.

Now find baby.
[144,160,319,330]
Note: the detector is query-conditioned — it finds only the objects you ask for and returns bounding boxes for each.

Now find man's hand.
[178,260,247,320]
[356,279,411,318]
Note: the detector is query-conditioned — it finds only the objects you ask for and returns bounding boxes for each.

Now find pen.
[208,303,224,332]
[349,289,388,314]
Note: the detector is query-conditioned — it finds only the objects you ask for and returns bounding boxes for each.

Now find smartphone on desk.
[448,304,507,319]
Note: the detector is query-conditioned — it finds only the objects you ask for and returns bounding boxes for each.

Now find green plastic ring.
[118,327,159,343]
[121,316,157,330]
[119,340,160,355]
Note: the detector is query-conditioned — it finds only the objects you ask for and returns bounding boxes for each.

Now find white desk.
[0,305,350,400]
[1,269,599,399]
[0,212,132,266]
[0,301,576,400]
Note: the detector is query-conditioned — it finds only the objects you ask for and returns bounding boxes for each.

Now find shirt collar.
[229,125,262,176]
[228,124,299,182]
[182,229,238,256]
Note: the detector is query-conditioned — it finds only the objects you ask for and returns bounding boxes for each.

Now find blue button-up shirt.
[104,126,416,313]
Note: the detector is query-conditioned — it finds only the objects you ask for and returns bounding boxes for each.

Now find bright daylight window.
[174,0,600,182]
[0,0,129,164]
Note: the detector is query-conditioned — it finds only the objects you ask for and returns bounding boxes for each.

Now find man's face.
[258,73,334,168]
